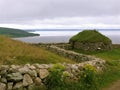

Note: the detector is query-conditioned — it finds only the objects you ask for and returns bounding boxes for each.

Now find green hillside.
[0,36,74,65]
[70,30,111,43]
[0,27,39,38]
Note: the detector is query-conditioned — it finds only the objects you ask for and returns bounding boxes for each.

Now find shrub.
[80,64,98,90]
[45,63,65,89]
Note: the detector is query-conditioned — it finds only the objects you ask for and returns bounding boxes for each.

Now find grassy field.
[0,27,39,38]
[0,36,74,65]
[73,47,120,89]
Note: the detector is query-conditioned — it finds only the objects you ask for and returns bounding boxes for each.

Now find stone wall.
[47,45,103,62]
[70,42,112,51]
[0,60,105,90]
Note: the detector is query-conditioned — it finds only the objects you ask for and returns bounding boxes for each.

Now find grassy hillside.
[70,30,111,43]
[0,36,74,65]
[0,27,39,38]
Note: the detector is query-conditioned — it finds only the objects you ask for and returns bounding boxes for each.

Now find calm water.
[14,30,120,44]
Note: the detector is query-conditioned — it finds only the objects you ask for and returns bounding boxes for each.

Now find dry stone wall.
[0,45,106,90]
[47,45,103,62]
[0,60,105,90]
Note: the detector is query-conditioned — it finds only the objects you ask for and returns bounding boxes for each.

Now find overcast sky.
[0,0,120,29]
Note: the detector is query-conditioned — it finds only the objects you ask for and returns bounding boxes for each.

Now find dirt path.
[102,80,120,90]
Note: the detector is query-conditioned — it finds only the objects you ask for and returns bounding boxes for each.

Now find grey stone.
[34,77,42,85]
[0,83,6,90]
[0,65,9,70]
[7,82,13,90]
[23,74,33,86]
[18,67,29,74]
[39,69,49,79]
[29,65,36,70]
[1,78,7,83]
[28,70,37,77]
[13,82,23,89]
[7,72,23,82]
[0,70,7,76]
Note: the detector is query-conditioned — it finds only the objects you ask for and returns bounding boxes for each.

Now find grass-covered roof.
[70,30,112,43]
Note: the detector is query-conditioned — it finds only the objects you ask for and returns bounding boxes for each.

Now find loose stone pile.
[0,59,105,90]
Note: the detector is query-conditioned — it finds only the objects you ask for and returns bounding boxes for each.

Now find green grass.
[0,27,39,38]
[0,36,74,65]
[72,48,120,89]
[70,30,111,43]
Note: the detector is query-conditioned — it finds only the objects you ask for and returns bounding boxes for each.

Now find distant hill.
[0,27,39,38]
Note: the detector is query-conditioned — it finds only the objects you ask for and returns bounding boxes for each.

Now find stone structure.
[69,30,112,51]
[0,60,105,90]
[47,45,103,62]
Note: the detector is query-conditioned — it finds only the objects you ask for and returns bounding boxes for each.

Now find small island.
[0,27,39,38]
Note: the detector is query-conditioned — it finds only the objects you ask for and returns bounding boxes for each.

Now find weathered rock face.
[70,42,112,51]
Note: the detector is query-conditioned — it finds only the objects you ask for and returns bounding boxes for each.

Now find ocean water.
[14,30,120,44]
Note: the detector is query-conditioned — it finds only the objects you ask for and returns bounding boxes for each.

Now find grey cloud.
[0,0,120,23]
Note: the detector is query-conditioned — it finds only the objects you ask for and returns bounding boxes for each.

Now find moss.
[70,30,111,43]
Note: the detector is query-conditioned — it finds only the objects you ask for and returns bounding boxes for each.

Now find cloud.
[0,0,120,29]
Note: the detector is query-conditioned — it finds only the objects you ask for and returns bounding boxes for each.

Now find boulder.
[0,83,6,90]
[39,69,49,79]
[34,77,42,85]
[13,82,23,89]
[7,73,23,82]
[7,82,13,90]
[23,74,33,86]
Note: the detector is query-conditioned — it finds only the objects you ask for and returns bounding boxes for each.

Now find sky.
[0,0,120,29]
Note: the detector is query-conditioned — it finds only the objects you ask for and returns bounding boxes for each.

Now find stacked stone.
[0,64,50,90]
[0,59,105,90]
[47,45,103,62]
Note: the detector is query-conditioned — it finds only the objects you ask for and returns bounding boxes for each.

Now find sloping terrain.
[0,27,39,37]
[0,36,74,65]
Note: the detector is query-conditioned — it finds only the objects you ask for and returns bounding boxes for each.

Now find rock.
[0,83,6,90]
[39,69,49,79]
[0,70,7,76]
[18,67,29,74]
[23,74,33,86]
[34,64,44,69]
[0,65,9,70]
[28,84,35,90]
[28,70,37,77]
[8,68,18,73]
[1,78,7,83]
[13,82,23,89]
[7,72,23,82]
[7,82,13,90]
[34,77,42,85]
[10,65,20,69]
[25,64,31,67]
[29,65,36,70]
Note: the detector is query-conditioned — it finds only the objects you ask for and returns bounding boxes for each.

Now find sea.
[13,29,120,44]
